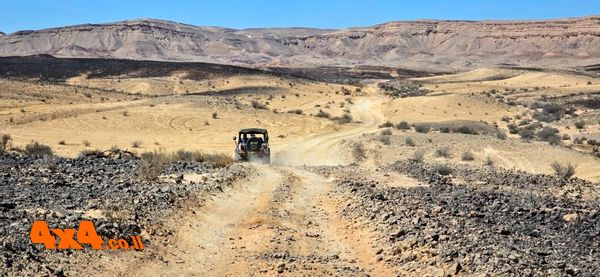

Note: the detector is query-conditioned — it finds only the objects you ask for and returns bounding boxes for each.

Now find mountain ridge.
[2,16,600,70]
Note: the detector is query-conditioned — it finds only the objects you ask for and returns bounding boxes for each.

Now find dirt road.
[94,97,391,276]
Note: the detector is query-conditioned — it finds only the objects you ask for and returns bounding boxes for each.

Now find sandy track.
[91,97,389,276]
[113,165,392,276]
[274,97,385,166]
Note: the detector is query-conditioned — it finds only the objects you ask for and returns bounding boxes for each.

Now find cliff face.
[1,17,600,69]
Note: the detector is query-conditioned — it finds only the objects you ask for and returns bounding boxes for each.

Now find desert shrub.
[379,81,428,98]
[379,135,391,145]
[379,121,394,128]
[431,164,452,175]
[122,110,129,116]
[484,156,495,166]
[138,150,169,182]
[79,149,103,157]
[561,134,571,140]
[58,140,66,145]
[574,120,586,129]
[83,140,91,147]
[212,112,218,119]
[172,149,204,162]
[454,125,477,135]
[414,124,431,133]
[381,129,393,136]
[396,121,411,130]
[287,109,304,115]
[410,150,424,163]
[132,140,142,148]
[507,123,519,134]
[496,131,507,140]
[532,102,565,122]
[1,134,11,155]
[351,142,366,162]
[461,151,475,161]
[588,139,600,146]
[440,127,450,133]
[435,146,451,158]
[405,137,415,147]
[25,141,53,157]
[537,127,561,144]
[202,152,234,168]
[315,109,331,118]
[335,113,353,124]
[251,100,268,110]
[518,126,537,141]
[551,161,576,181]
[501,115,511,122]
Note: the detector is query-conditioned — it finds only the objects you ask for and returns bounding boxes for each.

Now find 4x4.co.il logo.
[29,220,144,251]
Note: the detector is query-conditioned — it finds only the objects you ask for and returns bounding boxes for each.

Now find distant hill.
[2,17,600,70]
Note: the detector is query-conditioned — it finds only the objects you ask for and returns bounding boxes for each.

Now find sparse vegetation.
[483,156,495,166]
[574,120,586,129]
[251,100,268,110]
[379,121,394,128]
[334,113,353,124]
[132,140,142,148]
[25,141,53,157]
[381,129,393,136]
[410,150,424,163]
[83,140,91,147]
[551,161,576,181]
[537,127,561,145]
[351,142,366,162]
[461,151,475,161]
[379,135,391,145]
[396,121,411,130]
[431,163,452,175]
[315,109,331,118]
[287,109,304,115]
[58,140,66,145]
[1,134,12,155]
[405,137,416,147]
[435,146,451,158]
[212,112,218,119]
[414,124,431,133]
[138,149,169,182]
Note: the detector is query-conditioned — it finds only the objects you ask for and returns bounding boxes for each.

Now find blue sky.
[1,0,599,34]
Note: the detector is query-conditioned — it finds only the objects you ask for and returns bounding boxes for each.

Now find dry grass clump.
[461,151,475,161]
[405,137,415,147]
[414,124,431,133]
[334,113,353,124]
[251,100,268,110]
[171,149,234,168]
[435,146,451,158]
[351,142,366,162]
[410,150,424,163]
[0,134,11,155]
[25,141,53,157]
[138,149,169,182]
[431,163,452,175]
[551,161,576,181]
[287,109,304,115]
[379,121,394,128]
[315,109,331,118]
[132,140,142,148]
[396,121,411,130]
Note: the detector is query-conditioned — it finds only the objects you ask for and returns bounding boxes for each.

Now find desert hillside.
[2,17,600,69]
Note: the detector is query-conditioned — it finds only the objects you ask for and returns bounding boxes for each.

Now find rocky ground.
[0,153,248,276]
[318,161,600,276]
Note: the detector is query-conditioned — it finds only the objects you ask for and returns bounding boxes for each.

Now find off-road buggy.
[234,128,270,164]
